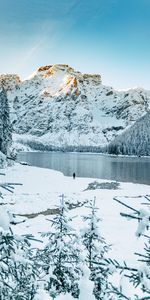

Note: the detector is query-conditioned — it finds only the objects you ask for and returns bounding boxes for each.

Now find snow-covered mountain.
[0,64,150,151]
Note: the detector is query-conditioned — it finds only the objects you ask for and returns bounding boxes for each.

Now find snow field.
[0,163,150,298]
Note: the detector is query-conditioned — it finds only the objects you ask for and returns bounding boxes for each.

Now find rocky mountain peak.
[29,64,102,84]
[33,64,74,79]
[25,64,102,99]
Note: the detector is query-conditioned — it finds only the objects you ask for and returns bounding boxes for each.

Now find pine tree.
[38,195,82,298]
[0,228,38,300]
[0,86,12,155]
[0,174,39,300]
[81,198,111,300]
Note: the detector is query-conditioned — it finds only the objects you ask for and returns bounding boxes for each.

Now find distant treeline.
[16,138,105,153]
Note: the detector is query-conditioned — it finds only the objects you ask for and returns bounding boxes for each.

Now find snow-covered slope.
[1,64,150,150]
[107,111,150,156]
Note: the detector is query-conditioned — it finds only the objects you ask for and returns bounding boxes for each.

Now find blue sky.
[0,0,150,89]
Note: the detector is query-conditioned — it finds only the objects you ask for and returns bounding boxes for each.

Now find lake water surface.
[17,152,150,185]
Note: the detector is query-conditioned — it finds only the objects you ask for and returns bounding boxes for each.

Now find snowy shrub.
[112,196,150,299]
[0,175,39,300]
[81,198,112,299]
[85,181,120,191]
[38,195,83,298]
[0,223,38,299]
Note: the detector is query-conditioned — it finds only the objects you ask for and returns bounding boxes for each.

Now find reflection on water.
[17,152,150,185]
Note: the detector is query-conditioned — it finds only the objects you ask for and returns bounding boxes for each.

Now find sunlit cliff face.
[25,64,102,98]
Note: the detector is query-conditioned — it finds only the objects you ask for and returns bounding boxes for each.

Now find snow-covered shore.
[1,163,150,298]
[1,163,149,259]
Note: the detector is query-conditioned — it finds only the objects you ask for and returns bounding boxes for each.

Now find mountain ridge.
[0,64,150,152]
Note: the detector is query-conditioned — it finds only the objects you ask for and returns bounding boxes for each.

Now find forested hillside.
[107,112,150,156]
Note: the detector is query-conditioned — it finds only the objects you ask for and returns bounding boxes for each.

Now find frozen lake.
[17,152,150,185]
